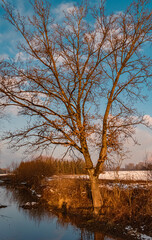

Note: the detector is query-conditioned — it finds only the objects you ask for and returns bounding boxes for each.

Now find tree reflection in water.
[2,185,120,240]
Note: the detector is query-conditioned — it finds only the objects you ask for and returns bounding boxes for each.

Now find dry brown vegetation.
[43,178,152,235]
[10,157,152,233]
[100,184,152,226]
[13,158,56,185]
[13,157,87,186]
[43,178,92,212]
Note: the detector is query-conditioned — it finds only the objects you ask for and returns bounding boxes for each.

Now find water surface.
[0,184,120,240]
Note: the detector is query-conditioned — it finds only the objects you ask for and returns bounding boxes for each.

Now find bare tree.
[0,0,152,214]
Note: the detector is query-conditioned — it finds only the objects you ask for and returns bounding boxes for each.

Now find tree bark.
[88,168,103,215]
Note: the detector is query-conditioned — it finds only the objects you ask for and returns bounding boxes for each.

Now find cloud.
[0,141,23,168]
[0,54,9,60]
[124,125,152,166]
[6,106,19,116]
[53,2,75,20]
[15,52,28,62]
[0,105,19,117]
[143,115,152,126]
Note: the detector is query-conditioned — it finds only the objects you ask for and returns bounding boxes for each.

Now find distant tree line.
[0,168,6,174]
[13,156,87,185]
[124,161,152,171]
[52,158,87,175]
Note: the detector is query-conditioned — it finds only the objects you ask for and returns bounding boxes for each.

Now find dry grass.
[43,178,152,230]
[43,178,93,212]
[100,184,152,225]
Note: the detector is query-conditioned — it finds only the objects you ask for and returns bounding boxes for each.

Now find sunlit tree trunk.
[81,137,103,214]
[88,168,103,215]
[94,232,105,240]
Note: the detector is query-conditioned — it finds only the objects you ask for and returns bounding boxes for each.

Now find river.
[0,184,123,240]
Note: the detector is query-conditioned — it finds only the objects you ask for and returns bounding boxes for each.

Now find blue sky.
[0,0,152,168]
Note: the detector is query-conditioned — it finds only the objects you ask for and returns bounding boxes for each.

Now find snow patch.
[125,226,152,240]
[99,171,152,181]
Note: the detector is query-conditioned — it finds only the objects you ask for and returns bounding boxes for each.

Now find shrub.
[13,156,87,185]
[14,157,56,185]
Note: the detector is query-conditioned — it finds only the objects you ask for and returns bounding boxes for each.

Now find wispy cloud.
[15,52,28,62]
[143,114,152,126]
[52,2,75,20]
[0,54,9,60]
[124,125,152,166]
[6,106,19,116]
[0,141,23,168]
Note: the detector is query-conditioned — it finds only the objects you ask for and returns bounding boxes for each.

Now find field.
[47,170,152,182]
[99,170,152,181]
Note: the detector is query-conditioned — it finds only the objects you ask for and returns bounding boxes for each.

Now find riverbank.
[0,174,152,239]
[42,176,152,239]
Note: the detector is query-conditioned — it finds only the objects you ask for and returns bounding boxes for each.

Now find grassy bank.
[42,177,152,238]
[1,172,152,239]
[3,158,152,239]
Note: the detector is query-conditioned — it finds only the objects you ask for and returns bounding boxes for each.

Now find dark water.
[0,184,120,240]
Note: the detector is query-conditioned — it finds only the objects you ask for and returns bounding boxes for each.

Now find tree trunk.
[88,168,103,215]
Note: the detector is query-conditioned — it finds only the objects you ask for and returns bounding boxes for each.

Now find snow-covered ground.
[125,226,152,240]
[0,171,152,181]
[47,170,152,181]
[99,170,152,181]
[0,173,10,176]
